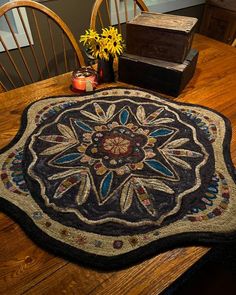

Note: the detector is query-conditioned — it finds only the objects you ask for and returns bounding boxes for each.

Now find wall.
[42,0,94,40]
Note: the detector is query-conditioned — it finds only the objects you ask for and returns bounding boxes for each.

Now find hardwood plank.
[23,248,209,295]
[24,264,113,295]
[90,247,209,295]
[0,223,67,294]
[0,213,14,231]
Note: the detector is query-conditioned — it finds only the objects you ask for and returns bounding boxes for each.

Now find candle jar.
[71,67,98,92]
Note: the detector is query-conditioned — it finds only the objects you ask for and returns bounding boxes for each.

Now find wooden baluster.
[4,12,34,83]
[0,36,26,85]
[74,52,78,69]
[124,0,128,23]
[61,33,68,72]
[0,64,16,89]
[105,0,111,26]
[114,0,122,33]
[48,17,59,75]
[17,7,43,80]
[0,81,6,92]
[98,10,104,28]
[32,9,50,76]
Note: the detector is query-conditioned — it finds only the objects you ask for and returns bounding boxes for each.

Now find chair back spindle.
[17,7,43,80]
[62,33,68,73]
[47,17,59,75]
[4,12,34,83]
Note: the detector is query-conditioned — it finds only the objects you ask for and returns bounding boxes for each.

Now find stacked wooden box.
[118,12,198,97]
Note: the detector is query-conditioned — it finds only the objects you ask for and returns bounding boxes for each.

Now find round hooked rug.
[0,87,236,269]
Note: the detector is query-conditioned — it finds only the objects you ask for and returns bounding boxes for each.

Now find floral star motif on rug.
[38,102,204,217]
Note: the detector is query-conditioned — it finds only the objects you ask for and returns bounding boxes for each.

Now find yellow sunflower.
[107,39,124,56]
[89,42,100,59]
[80,26,125,60]
[88,38,110,61]
[101,26,123,42]
[99,47,110,61]
[79,29,99,47]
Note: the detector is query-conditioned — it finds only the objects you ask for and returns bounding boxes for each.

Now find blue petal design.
[100,171,113,200]
[192,208,200,213]
[54,153,82,164]
[149,128,174,137]
[120,109,129,125]
[145,159,174,177]
[74,120,93,132]
[207,186,218,193]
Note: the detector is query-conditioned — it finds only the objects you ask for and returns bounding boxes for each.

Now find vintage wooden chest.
[126,12,198,63]
[118,49,198,97]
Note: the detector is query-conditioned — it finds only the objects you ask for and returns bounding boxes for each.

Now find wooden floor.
[0,34,236,294]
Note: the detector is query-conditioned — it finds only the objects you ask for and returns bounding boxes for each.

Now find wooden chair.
[90,0,148,34]
[0,0,85,91]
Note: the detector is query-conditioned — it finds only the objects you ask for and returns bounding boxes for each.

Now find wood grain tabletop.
[0,34,235,295]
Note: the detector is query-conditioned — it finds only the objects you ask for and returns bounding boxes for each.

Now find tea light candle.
[71,68,98,92]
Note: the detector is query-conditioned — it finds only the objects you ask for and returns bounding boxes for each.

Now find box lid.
[121,50,198,72]
[128,12,198,34]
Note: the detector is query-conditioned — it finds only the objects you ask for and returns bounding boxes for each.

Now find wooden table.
[0,34,236,294]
